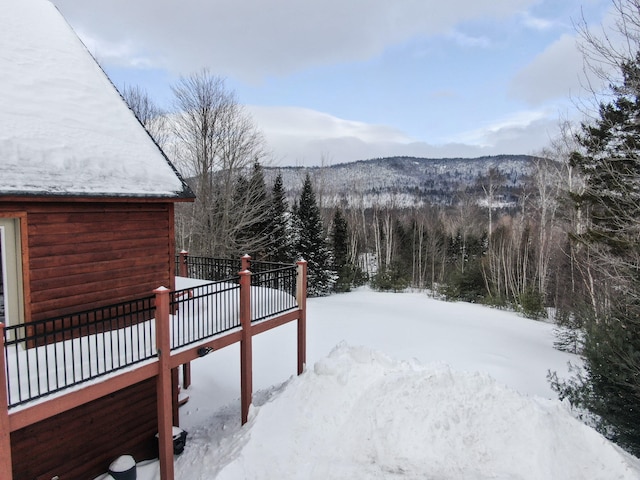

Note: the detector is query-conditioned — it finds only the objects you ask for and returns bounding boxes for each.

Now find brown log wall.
[10,378,158,480]
[0,201,175,322]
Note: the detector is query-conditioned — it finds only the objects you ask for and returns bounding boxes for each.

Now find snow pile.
[0,0,187,197]
[188,344,640,480]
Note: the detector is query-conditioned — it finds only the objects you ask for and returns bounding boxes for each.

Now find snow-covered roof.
[0,0,193,199]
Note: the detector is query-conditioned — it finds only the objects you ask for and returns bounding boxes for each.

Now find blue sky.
[51,0,612,166]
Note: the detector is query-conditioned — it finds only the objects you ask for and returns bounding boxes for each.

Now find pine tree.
[294,174,336,296]
[551,52,640,455]
[331,208,352,292]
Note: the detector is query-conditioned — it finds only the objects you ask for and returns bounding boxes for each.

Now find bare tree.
[170,70,269,257]
[121,84,169,149]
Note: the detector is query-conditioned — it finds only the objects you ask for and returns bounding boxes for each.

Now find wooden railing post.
[154,287,174,480]
[0,323,13,480]
[296,260,308,376]
[179,250,189,278]
[239,268,252,425]
[241,254,251,272]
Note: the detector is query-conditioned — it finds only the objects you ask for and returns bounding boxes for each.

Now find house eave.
[0,191,196,203]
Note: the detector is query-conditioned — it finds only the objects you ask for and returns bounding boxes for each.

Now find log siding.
[0,202,175,322]
[10,378,158,480]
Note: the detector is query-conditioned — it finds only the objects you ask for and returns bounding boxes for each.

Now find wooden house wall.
[10,378,158,480]
[0,201,175,322]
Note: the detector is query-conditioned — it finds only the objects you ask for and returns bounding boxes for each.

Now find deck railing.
[176,255,241,282]
[169,279,241,351]
[176,252,294,283]
[3,256,303,409]
[250,265,298,322]
[3,296,156,408]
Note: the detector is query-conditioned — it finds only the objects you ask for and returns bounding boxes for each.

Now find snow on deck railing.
[3,263,301,408]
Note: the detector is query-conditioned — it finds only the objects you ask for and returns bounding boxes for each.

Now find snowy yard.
[98,288,640,479]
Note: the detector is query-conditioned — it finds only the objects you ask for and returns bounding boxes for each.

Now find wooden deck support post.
[178,250,191,390]
[239,268,252,425]
[0,323,13,480]
[179,250,189,277]
[296,260,308,375]
[182,362,191,390]
[155,287,174,480]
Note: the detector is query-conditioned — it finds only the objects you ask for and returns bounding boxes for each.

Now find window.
[0,218,24,326]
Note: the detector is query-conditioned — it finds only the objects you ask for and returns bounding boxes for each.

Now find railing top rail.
[171,278,240,300]
[250,265,296,275]
[249,260,293,268]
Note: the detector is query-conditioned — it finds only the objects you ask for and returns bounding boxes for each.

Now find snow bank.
[196,345,640,480]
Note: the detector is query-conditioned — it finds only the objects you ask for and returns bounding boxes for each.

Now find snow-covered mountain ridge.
[266,154,537,207]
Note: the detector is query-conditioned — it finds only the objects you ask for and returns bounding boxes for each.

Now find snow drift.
[190,344,640,480]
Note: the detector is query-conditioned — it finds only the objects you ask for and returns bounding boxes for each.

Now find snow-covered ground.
[98,288,640,479]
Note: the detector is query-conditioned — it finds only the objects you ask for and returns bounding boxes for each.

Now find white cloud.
[453,109,551,146]
[509,34,585,105]
[73,28,155,69]
[52,0,536,82]
[519,11,558,31]
[447,30,492,48]
[249,106,561,166]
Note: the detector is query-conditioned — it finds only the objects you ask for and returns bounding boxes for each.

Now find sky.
[49,0,614,167]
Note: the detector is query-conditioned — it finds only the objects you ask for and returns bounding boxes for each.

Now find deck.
[0,255,307,480]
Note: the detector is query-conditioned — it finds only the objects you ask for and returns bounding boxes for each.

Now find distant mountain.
[265,155,538,208]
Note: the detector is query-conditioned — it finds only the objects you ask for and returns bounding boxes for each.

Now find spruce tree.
[268,173,293,263]
[551,52,640,455]
[294,174,336,296]
[247,161,270,256]
[331,208,352,292]
[231,173,251,255]
[230,162,270,257]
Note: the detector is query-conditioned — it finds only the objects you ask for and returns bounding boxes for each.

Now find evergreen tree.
[247,161,270,257]
[294,174,336,296]
[551,52,640,455]
[231,173,251,254]
[331,208,352,292]
[229,162,271,257]
[268,173,293,263]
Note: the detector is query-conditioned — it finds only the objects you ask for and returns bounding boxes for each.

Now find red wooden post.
[182,362,191,390]
[179,250,189,278]
[296,260,308,375]
[178,251,191,391]
[0,323,13,480]
[171,368,180,427]
[154,287,174,480]
[241,254,251,272]
[239,268,253,425]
